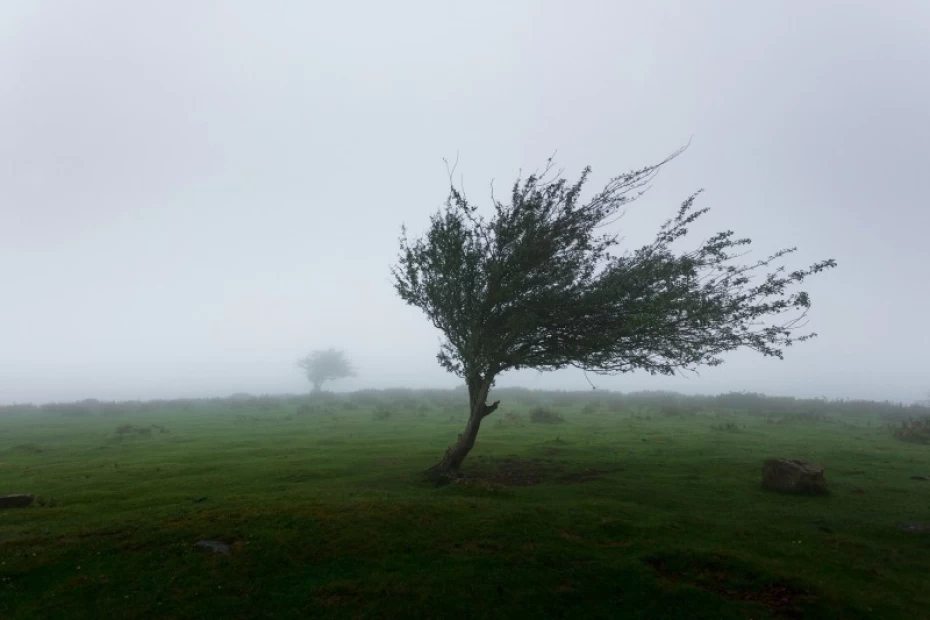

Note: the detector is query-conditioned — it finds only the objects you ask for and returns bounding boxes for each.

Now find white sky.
[2,1,929,404]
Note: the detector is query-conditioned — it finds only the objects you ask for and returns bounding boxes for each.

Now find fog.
[2,1,928,405]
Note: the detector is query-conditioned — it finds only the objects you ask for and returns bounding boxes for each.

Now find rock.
[192,496,208,503]
[762,459,827,494]
[910,475,928,481]
[0,494,34,509]
[194,540,231,555]
[897,521,929,533]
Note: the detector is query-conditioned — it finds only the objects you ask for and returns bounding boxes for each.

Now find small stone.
[0,494,34,509]
[762,458,827,494]
[194,540,231,555]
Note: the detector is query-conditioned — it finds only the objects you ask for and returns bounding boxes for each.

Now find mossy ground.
[1,398,928,618]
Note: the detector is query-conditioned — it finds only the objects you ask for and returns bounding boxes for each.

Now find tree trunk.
[311,379,323,393]
[426,375,499,478]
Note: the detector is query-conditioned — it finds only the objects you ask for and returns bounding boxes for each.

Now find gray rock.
[0,494,34,509]
[762,459,827,494]
[194,540,231,555]
[897,521,929,533]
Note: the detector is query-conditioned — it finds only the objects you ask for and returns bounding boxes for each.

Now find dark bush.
[660,403,696,417]
[296,403,333,416]
[372,407,393,421]
[530,407,564,424]
[114,424,165,438]
[0,404,37,416]
[888,417,930,444]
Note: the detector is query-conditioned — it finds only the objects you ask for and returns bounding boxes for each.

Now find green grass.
[1,399,929,619]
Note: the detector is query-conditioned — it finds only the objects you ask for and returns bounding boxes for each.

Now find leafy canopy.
[297,348,356,389]
[392,153,835,383]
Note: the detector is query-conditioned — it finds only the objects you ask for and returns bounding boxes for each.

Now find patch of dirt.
[458,458,620,487]
[645,552,815,618]
[461,457,564,487]
[451,478,505,492]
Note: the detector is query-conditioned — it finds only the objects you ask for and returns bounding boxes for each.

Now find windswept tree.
[392,152,836,476]
[297,348,356,393]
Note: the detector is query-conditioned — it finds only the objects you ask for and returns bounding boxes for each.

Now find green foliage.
[393,152,836,385]
[296,402,332,416]
[114,423,169,438]
[372,406,393,421]
[888,417,930,444]
[529,406,564,424]
[296,348,356,392]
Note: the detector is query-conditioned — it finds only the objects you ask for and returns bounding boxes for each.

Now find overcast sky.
[2,1,928,405]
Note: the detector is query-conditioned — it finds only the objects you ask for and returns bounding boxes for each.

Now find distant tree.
[297,348,356,393]
[392,151,836,477]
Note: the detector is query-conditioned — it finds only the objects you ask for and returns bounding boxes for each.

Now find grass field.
[1,391,929,619]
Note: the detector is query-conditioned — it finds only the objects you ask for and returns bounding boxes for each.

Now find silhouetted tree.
[392,151,836,476]
[297,348,355,393]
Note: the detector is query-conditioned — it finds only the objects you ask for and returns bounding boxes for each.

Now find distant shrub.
[580,403,600,415]
[660,403,696,417]
[0,404,37,416]
[41,400,99,417]
[530,407,564,424]
[372,407,393,421]
[888,418,930,444]
[776,412,828,425]
[114,424,165,438]
[296,403,332,416]
[712,421,742,432]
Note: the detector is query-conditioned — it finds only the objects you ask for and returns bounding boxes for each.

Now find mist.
[2,1,929,405]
